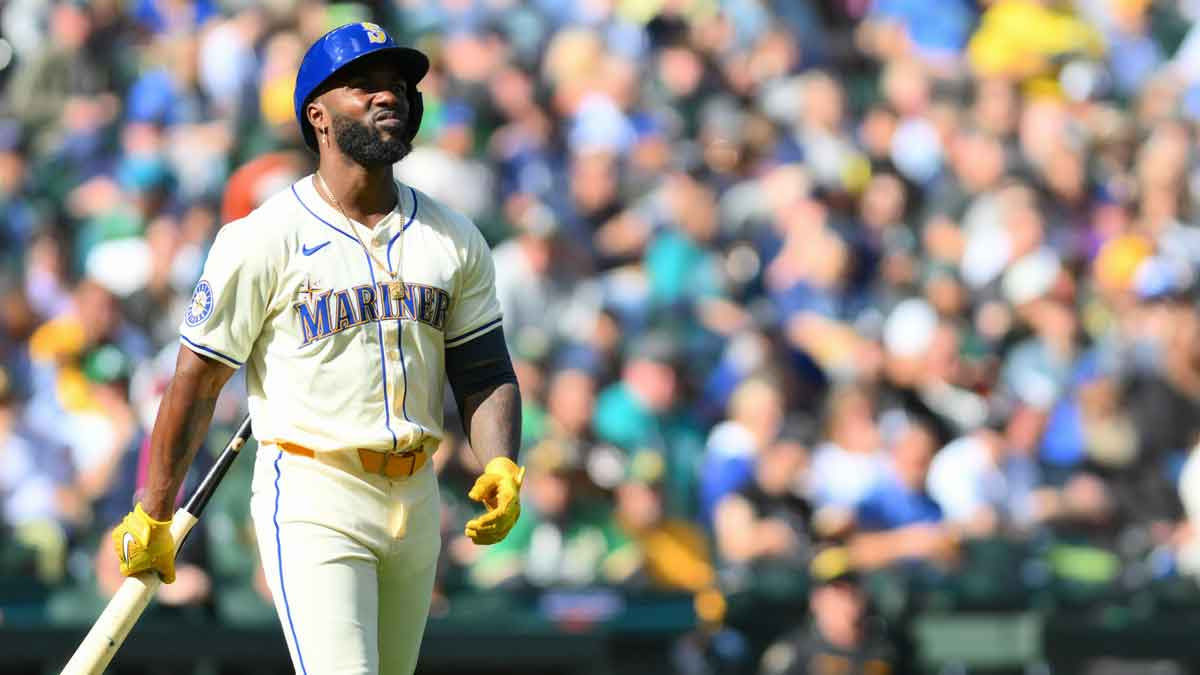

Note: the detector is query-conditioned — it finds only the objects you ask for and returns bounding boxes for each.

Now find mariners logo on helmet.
[362,22,387,44]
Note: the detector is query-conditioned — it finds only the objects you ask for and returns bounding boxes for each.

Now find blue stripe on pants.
[273,449,309,674]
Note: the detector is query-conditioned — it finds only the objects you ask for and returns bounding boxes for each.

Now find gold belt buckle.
[384,450,419,478]
[358,447,421,479]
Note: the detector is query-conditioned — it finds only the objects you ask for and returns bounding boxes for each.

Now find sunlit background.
[5,1,1200,673]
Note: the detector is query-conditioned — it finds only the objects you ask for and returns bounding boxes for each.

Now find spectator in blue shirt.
[856,418,943,532]
[848,419,958,572]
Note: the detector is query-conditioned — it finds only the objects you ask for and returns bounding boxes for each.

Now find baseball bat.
[60,414,254,675]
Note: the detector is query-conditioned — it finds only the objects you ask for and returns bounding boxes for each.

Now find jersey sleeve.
[178,218,276,368]
[444,219,503,349]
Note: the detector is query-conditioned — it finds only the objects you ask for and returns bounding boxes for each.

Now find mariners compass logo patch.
[185,280,215,327]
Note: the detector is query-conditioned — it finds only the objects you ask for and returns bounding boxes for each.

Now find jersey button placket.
[383,219,405,429]
[387,320,405,424]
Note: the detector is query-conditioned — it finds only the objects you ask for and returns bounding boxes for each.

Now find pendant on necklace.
[391,282,406,301]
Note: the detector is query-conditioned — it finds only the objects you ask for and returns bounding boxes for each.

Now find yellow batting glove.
[112,503,176,584]
[465,457,525,545]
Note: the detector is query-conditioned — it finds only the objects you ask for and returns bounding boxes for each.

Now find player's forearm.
[462,381,521,464]
[446,328,520,462]
[141,348,234,520]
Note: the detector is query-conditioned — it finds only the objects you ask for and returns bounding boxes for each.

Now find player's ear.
[306,100,329,143]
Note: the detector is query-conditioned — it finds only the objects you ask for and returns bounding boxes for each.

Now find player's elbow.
[174,345,238,398]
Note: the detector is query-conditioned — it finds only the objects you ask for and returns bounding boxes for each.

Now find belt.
[277,441,429,479]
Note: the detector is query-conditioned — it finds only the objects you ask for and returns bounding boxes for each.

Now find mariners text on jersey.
[294,281,450,346]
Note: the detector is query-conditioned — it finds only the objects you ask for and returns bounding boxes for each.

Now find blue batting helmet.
[293,22,429,151]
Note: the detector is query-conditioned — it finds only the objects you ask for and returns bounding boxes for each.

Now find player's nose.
[373,94,406,118]
[371,82,405,107]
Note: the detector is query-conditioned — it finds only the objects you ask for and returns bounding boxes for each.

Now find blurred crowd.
[9,0,1200,671]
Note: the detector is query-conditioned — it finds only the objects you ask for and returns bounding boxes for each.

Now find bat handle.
[59,510,200,675]
[168,509,200,553]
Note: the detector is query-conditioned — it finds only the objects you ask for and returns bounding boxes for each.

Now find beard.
[330,110,411,168]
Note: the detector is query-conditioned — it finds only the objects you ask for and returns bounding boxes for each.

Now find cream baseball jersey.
[179,175,502,453]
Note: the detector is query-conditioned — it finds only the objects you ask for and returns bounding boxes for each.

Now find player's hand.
[112,503,176,584]
[465,457,525,545]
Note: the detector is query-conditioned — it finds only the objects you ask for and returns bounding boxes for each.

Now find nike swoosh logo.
[122,532,135,563]
[302,241,331,256]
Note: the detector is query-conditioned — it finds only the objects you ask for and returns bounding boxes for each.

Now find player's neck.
[315,158,398,228]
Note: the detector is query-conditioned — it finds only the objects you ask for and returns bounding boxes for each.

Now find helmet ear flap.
[405,89,424,144]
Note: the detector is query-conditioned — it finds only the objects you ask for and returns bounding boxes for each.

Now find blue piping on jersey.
[446,317,502,346]
[293,183,400,452]
[388,187,418,423]
[180,335,244,367]
[273,449,308,675]
[291,184,359,245]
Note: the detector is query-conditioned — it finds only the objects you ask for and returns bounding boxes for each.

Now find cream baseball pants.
[250,444,442,675]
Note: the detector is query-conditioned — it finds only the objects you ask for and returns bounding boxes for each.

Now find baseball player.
[110,22,524,674]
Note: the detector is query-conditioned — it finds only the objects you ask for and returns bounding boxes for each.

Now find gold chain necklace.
[315,172,406,301]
